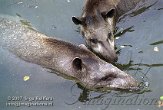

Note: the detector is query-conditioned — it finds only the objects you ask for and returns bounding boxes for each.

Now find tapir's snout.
[102,48,118,63]
[105,72,139,90]
[96,71,139,91]
[101,40,118,63]
[84,62,139,91]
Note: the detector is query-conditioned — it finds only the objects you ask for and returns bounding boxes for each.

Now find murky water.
[0,0,163,110]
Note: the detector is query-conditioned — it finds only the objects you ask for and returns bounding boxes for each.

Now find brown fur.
[0,16,139,90]
[83,0,118,15]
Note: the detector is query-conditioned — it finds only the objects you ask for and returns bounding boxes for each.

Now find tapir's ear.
[72,57,82,71]
[106,8,115,18]
[102,8,115,18]
[72,16,82,25]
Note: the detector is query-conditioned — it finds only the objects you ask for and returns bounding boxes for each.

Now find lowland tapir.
[72,0,147,63]
[0,16,139,90]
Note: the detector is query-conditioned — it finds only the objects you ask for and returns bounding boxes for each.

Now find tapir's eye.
[106,9,115,18]
[90,38,98,44]
[101,8,115,19]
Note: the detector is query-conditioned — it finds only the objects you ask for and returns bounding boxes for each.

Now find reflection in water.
[158,8,163,10]
[118,1,157,22]
[76,83,90,102]
[115,60,163,71]
[115,26,134,38]
[73,83,110,103]
[129,1,157,17]
[114,26,135,55]
[150,40,163,45]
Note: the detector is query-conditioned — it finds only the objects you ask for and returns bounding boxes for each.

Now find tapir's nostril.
[101,74,117,81]
[107,54,118,63]
[107,32,112,40]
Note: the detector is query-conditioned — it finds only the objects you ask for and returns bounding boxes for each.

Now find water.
[0,0,163,110]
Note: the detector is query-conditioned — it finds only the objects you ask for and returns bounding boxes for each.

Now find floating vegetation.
[20,19,35,31]
[158,8,163,10]
[23,75,30,81]
[115,26,134,38]
[160,96,163,101]
[130,2,157,17]
[150,40,163,45]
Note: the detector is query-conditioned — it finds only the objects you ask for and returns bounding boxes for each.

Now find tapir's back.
[0,17,90,68]
[0,18,78,63]
[0,17,51,62]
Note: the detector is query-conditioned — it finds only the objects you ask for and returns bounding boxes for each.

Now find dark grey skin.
[0,17,139,90]
[72,0,145,63]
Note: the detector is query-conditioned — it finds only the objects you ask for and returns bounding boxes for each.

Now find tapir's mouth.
[88,73,139,91]
[107,77,140,91]
[100,73,117,81]
[79,73,139,92]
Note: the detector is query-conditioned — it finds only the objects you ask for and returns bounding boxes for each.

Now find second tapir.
[0,16,139,91]
[72,0,144,62]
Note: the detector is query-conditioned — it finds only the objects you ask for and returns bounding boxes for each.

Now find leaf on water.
[160,96,163,101]
[154,46,159,52]
[23,75,30,81]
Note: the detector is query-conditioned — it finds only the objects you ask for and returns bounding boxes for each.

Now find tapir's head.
[71,45,139,91]
[72,8,117,63]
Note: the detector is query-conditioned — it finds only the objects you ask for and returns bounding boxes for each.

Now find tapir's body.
[0,16,139,90]
[72,0,148,62]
